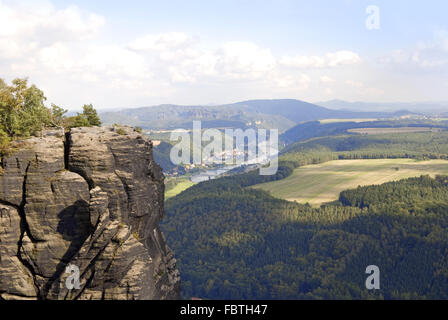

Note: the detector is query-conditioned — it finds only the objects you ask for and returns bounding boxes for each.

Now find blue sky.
[1,0,448,109]
[49,0,447,52]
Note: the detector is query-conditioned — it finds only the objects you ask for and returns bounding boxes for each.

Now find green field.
[165,178,195,200]
[348,127,440,135]
[319,118,378,124]
[252,159,448,206]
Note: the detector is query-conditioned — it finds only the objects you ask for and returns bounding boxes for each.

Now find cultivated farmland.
[252,159,448,206]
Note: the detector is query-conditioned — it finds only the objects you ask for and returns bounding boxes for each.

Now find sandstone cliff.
[0,126,180,300]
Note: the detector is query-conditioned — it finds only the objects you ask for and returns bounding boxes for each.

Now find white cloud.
[279,55,326,68]
[129,32,194,52]
[344,80,384,97]
[380,30,448,70]
[324,88,334,95]
[279,50,361,68]
[320,76,335,83]
[0,0,375,108]
[380,49,448,68]
[0,1,104,43]
[213,42,277,79]
[274,73,311,90]
[326,51,362,67]
[345,80,364,88]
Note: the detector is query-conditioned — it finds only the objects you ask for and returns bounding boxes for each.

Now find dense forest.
[163,174,448,299]
[161,131,448,300]
[280,119,448,145]
[282,131,448,162]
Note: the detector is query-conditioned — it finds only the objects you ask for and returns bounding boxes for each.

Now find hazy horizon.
[95,99,448,114]
[1,0,448,110]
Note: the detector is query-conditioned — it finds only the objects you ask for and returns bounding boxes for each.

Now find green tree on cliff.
[82,104,102,126]
[0,128,9,157]
[70,104,102,128]
[0,78,52,137]
[0,77,102,156]
[50,104,68,127]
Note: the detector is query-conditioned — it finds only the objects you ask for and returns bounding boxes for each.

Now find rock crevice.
[0,127,180,300]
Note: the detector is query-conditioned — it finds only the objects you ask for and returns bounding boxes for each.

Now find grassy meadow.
[347,127,441,134]
[318,118,378,124]
[165,178,195,200]
[252,159,448,206]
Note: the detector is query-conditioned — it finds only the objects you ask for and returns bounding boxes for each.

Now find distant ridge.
[100,99,415,132]
[316,99,447,113]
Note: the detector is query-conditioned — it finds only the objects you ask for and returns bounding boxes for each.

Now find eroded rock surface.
[0,127,180,300]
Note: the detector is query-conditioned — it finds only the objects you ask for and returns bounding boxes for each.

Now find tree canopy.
[0,77,101,155]
[162,133,448,300]
[70,104,102,128]
[0,78,51,138]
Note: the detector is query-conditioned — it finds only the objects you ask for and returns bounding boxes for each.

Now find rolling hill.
[100,99,409,132]
[280,119,446,145]
[316,99,446,113]
[161,129,448,299]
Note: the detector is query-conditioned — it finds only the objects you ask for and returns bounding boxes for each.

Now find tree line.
[163,172,448,299]
[162,133,448,300]
[0,78,101,156]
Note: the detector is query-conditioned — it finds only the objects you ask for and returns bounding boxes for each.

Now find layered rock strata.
[0,126,180,300]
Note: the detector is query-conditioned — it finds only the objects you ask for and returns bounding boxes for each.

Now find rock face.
[0,127,180,300]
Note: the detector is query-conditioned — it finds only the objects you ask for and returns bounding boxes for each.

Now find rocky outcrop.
[0,127,180,300]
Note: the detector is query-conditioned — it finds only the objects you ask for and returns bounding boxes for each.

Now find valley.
[2,0,447,304]
[161,119,448,300]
